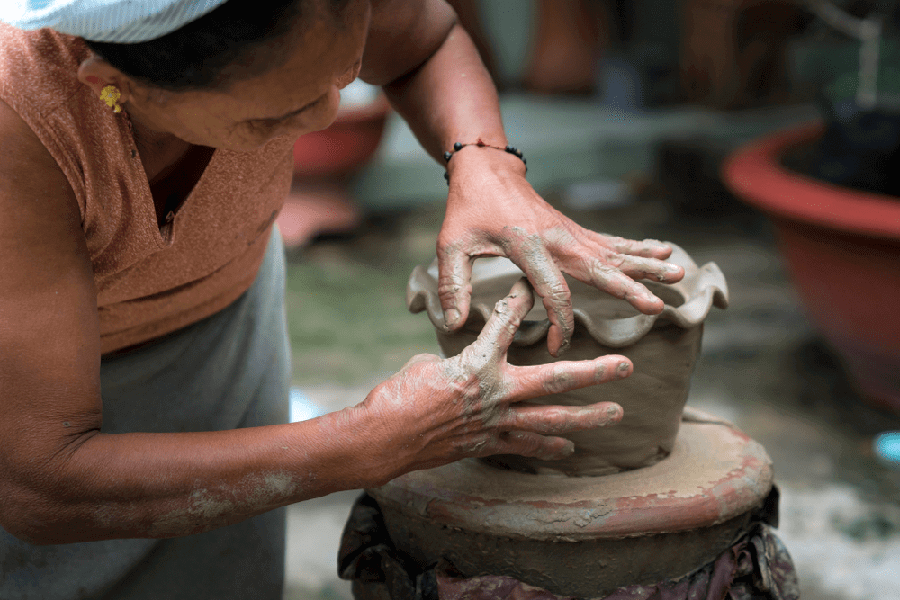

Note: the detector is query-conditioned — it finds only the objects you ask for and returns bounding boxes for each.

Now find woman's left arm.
[361,0,684,356]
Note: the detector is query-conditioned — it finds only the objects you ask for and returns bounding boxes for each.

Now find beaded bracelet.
[443,140,527,183]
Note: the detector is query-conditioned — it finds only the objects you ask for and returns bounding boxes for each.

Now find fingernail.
[618,362,631,377]
[605,404,622,422]
[554,441,576,458]
[445,309,460,329]
[548,330,568,358]
[659,265,681,280]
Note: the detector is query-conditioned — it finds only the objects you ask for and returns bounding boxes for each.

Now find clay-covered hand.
[359,279,630,481]
[438,150,685,356]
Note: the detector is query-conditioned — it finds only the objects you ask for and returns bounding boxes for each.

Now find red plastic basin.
[724,122,900,411]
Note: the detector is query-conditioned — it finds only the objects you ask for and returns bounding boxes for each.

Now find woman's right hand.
[357,278,632,483]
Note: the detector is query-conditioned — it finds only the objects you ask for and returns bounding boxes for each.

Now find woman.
[0,0,683,598]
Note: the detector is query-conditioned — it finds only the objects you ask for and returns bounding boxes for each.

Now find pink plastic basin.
[724,122,900,411]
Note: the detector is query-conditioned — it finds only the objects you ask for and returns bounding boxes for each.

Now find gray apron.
[1,228,291,600]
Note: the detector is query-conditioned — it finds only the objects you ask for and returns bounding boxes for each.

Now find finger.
[436,246,473,331]
[491,431,576,461]
[464,278,535,367]
[497,401,624,436]
[505,354,633,401]
[608,254,685,284]
[591,233,673,260]
[509,243,574,357]
[548,237,679,316]
[586,262,665,315]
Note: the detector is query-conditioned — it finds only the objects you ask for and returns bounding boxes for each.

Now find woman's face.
[110,0,371,151]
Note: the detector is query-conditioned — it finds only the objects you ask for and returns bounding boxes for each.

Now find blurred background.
[279,1,900,598]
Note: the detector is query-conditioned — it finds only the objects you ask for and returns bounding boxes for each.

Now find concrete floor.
[281,98,900,600]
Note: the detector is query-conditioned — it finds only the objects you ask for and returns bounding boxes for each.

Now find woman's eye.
[249,100,320,128]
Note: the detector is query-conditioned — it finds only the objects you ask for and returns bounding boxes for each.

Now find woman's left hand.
[437,146,685,357]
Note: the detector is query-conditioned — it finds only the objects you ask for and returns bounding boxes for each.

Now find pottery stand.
[368,410,774,597]
[345,247,793,597]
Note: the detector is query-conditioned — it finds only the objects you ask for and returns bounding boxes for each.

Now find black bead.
[444,151,452,162]
[523,158,527,165]
[453,142,463,151]
[444,171,450,183]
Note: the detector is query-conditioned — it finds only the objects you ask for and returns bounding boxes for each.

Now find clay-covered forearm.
[3,406,384,545]
[381,21,510,162]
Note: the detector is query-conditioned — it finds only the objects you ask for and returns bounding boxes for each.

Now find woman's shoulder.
[0,23,89,117]
[0,24,118,223]
[0,94,81,231]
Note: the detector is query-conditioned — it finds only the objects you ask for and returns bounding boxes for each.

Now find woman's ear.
[76,54,134,104]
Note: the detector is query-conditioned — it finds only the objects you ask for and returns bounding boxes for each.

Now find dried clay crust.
[407,243,729,476]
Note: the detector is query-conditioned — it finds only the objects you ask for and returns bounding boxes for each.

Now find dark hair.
[84,0,348,91]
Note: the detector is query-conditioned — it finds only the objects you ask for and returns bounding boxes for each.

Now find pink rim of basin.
[724,121,900,239]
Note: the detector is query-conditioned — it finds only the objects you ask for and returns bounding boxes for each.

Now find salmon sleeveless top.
[0,24,295,354]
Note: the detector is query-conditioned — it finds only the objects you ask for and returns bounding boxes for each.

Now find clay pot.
[523,0,610,95]
[679,0,806,108]
[724,122,900,411]
[407,245,728,476]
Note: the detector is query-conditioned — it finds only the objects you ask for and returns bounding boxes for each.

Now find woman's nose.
[336,61,362,90]
[309,87,342,132]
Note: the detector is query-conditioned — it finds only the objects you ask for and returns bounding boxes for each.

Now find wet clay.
[407,244,728,476]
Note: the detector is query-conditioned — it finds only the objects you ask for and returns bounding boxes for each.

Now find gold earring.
[100,85,122,113]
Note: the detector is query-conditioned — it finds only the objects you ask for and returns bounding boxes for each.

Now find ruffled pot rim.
[407,243,729,348]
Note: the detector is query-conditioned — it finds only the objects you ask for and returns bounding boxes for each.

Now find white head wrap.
[1,0,232,43]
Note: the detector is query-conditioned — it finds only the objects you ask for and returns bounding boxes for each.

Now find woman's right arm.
[0,98,629,546]
[0,98,388,544]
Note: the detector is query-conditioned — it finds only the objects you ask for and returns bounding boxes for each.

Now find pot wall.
[437,323,704,476]
[408,247,727,477]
